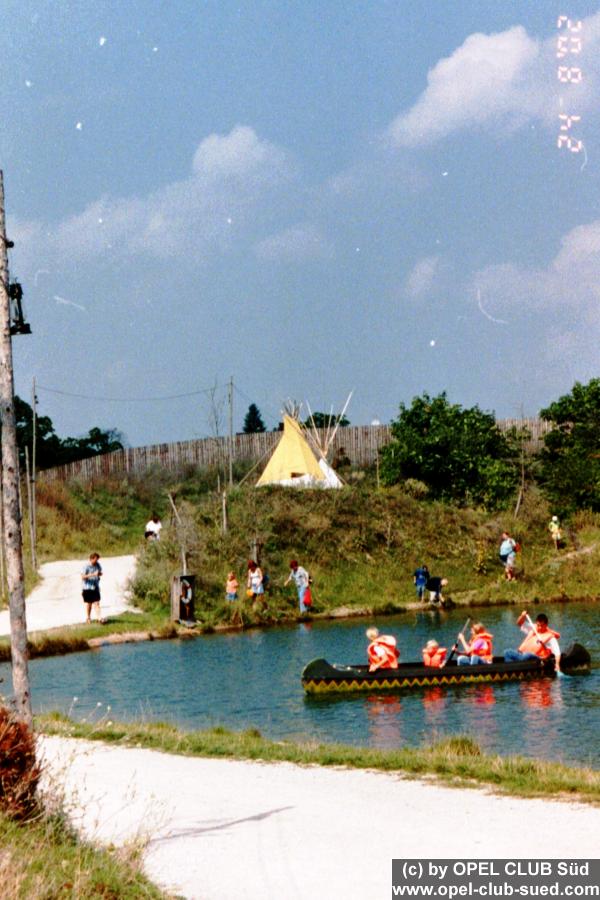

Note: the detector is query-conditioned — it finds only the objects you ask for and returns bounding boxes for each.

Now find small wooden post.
[167,491,187,575]
[31,376,37,555]
[24,446,36,570]
[222,490,228,535]
[228,375,234,487]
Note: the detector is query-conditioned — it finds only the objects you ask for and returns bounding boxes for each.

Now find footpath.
[0,555,137,636]
[40,735,600,900]
[7,556,600,899]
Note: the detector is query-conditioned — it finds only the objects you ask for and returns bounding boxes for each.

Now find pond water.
[1,603,598,768]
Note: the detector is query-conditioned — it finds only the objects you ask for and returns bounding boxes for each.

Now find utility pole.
[31,375,37,562]
[0,170,33,726]
[228,375,234,487]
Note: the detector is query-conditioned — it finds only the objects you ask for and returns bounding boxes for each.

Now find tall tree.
[539,378,600,512]
[243,403,266,433]
[9,395,124,470]
[379,392,518,508]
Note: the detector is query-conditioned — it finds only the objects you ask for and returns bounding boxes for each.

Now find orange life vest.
[470,631,493,663]
[422,646,447,667]
[519,626,560,659]
[368,635,399,671]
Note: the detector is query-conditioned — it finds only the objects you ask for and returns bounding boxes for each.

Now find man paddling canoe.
[504,611,561,674]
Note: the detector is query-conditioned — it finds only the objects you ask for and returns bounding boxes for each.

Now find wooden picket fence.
[39,417,551,484]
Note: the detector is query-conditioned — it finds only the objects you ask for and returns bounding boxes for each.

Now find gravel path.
[40,736,600,900]
[0,555,138,636]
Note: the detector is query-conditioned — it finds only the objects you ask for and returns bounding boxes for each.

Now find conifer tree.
[243,403,266,433]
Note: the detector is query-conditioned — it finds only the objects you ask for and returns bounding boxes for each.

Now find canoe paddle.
[441,616,470,667]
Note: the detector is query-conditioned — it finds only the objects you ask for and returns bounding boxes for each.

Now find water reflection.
[366,695,402,748]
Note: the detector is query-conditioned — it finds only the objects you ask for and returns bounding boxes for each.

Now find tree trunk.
[0,170,33,727]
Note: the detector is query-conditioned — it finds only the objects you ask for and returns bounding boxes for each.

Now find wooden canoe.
[301,642,591,694]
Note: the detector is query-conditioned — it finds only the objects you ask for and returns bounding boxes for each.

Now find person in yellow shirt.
[548,515,562,551]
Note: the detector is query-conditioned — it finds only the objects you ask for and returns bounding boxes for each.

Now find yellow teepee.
[256,415,326,487]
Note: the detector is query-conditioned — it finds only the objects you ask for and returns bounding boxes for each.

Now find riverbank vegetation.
[0,811,168,898]
[6,379,600,633]
[12,463,600,634]
[39,713,600,805]
[0,611,177,663]
[0,704,167,899]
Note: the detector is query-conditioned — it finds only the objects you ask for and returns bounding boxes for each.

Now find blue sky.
[1,1,599,445]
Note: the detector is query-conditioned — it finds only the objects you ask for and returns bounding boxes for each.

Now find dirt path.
[40,736,600,900]
[0,556,138,636]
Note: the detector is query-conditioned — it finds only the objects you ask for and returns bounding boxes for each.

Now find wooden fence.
[39,417,552,484]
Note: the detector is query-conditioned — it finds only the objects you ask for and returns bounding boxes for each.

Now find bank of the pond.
[38,713,600,804]
[1,590,597,662]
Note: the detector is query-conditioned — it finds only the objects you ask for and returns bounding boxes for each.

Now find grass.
[129,477,600,630]
[0,808,170,898]
[5,467,600,636]
[38,713,600,805]
[0,612,177,663]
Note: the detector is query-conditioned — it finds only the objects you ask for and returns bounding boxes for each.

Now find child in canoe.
[422,639,447,667]
[366,627,400,671]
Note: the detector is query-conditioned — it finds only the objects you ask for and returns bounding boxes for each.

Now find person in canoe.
[456,622,493,665]
[504,611,561,673]
[422,639,446,667]
[366,627,399,671]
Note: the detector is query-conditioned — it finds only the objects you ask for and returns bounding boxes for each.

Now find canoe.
[301,642,591,694]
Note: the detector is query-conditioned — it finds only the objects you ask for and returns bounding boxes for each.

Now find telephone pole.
[0,170,33,726]
[30,375,37,567]
[228,375,234,487]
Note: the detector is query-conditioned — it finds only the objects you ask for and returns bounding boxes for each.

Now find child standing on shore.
[225,571,239,601]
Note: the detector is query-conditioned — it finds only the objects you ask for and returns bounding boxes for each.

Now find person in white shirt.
[144,514,162,541]
[285,559,310,613]
[504,611,561,673]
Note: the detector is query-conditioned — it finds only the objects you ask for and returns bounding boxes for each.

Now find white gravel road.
[0,555,138,636]
[40,736,600,900]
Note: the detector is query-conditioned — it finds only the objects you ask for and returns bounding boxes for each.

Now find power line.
[36,383,223,403]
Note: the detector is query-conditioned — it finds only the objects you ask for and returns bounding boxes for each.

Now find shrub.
[403,478,429,500]
[0,707,40,820]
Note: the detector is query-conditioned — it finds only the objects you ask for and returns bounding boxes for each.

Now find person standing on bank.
[285,559,310,613]
[247,560,264,605]
[82,552,102,624]
[144,514,162,541]
[548,515,562,551]
[499,531,517,581]
[413,564,430,602]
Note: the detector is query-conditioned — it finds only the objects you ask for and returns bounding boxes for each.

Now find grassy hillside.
[8,467,600,627]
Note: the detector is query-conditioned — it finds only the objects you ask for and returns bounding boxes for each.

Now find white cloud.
[192,125,286,179]
[473,218,600,313]
[11,126,291,268]
[254,223,333,262]
[388,14,600,147]
[405,255,440,298]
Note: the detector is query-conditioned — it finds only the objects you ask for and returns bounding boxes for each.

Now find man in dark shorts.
[81,552,103,623]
